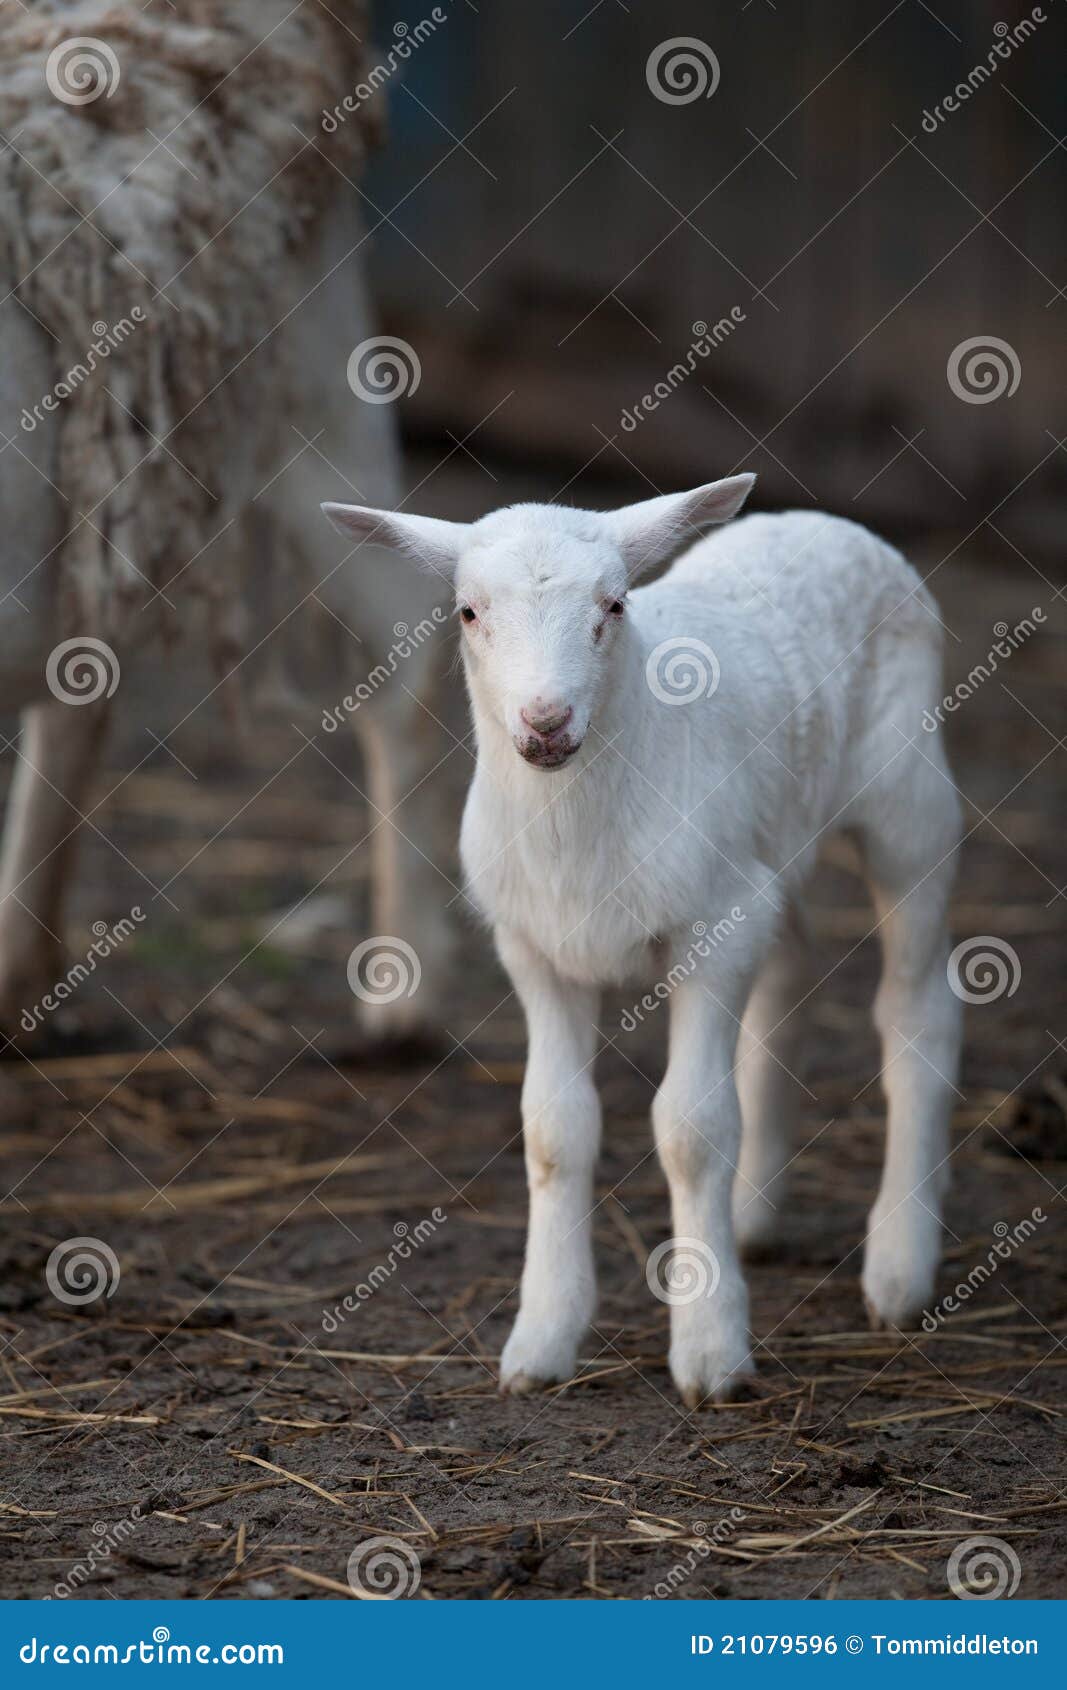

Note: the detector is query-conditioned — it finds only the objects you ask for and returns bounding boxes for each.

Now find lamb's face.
[454,510,629,770]
[320,476,756,771]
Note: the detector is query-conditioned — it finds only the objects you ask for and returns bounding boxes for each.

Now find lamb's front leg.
[652,975,754,1406]
[497,929,601,1394]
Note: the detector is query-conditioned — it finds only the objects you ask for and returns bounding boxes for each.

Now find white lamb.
[324,477,963,1405]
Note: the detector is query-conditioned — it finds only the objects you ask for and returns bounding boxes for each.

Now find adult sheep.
[0,0,453,1049]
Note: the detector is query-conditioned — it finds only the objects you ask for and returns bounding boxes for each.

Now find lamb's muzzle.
[518,702,578,768]
[321,477,963,1406]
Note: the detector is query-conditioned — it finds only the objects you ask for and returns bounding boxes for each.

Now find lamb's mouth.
[517,736,582,770]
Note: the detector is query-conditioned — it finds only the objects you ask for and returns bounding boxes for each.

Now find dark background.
[2,0,1065,1602]
[362,0,1065,561]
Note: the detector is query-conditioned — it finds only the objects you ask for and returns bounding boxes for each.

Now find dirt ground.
[0,459,1064,1601]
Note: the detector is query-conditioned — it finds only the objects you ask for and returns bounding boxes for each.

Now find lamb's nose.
[521,702,573,737]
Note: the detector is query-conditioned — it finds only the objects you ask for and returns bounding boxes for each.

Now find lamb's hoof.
[863,1288,927,1335]
[499,1370,550,1398]
[678,1370,755,1409]
[862,1247,936,1333]
[499,1323,581,1396]
[671,1338,755,1407]
[862,1202,940,1333]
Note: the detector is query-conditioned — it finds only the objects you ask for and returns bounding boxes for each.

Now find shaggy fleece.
[0,0,376,647]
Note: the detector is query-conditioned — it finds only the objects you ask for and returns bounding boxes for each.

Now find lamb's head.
[322,474,754,771]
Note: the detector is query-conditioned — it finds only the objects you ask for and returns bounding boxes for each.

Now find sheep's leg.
[256,224,456,1047]
[498,929,601,1393]
[732,916,813,1257]
[348,679,455,1046]
[0,696,112,1037]
[652,971,754,1405]
[860,837,961,1329]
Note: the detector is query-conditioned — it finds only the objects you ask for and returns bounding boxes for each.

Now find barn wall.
[360,0,1066,553]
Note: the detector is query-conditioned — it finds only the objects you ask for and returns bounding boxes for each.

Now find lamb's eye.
[460,605,477,624]
[607,599,625,616]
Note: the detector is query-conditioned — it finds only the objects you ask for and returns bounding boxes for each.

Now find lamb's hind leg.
[733,913,814,1258]
[858,770,962,1330]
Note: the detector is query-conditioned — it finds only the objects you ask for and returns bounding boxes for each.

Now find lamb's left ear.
[605,474,756,581]
[321,503,469,578]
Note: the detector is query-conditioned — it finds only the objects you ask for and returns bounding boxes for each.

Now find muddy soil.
[1,469,1064,1600]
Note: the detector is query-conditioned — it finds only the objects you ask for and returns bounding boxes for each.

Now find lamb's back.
[667,510,933,647]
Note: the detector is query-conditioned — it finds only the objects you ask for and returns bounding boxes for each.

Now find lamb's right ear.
[321,503,468,578]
